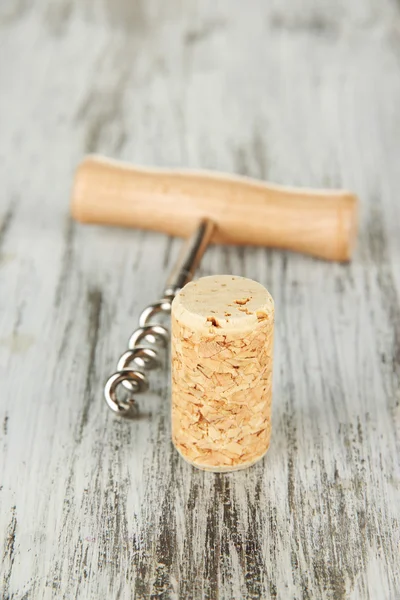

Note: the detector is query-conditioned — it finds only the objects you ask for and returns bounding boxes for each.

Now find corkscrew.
[71,155,358,416]
[104,219,214,416]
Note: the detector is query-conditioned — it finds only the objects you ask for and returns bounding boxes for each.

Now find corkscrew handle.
[72,155,358,261]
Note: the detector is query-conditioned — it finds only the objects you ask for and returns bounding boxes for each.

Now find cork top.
[172,275,274,332]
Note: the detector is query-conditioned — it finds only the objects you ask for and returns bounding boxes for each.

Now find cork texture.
[171,275,274,472]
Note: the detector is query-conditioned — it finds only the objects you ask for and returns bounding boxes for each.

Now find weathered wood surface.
[1,1,400,598]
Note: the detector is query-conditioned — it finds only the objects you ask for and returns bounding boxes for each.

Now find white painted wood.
[1,1,400,598]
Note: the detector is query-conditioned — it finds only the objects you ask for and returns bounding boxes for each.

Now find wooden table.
[1,1,399,598]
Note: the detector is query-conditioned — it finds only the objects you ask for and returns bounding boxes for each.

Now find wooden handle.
[71,155,358,261]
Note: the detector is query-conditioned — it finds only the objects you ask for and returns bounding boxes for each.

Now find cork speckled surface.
[171,275,274,471]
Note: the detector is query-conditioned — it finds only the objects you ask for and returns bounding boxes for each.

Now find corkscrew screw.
[104,219,214,416]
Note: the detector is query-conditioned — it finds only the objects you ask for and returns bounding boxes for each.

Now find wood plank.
[0,0,399,598]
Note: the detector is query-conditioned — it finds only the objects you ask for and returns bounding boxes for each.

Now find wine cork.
[171,275,274,472]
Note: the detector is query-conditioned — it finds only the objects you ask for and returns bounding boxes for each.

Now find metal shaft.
[163,218,214,296]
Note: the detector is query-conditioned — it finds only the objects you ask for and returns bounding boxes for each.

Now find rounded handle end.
[70,155,100,224]
[337,193,359,262]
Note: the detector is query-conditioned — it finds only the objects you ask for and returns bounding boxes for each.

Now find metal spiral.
[104,219,214,417]
[104,295,173,416]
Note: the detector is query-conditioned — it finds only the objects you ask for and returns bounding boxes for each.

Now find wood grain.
[1,0,400,598]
